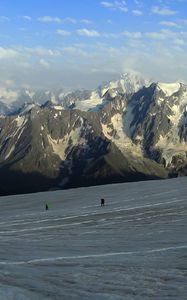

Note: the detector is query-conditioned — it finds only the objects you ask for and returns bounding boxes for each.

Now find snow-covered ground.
[0,178,186,299]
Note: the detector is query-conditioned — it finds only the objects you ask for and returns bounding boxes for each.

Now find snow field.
[0,177,186,299]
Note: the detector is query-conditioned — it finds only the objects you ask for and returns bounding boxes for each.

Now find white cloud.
[0,16,10,22]
[81,19,93,24]
[39,59,50,68]
[65,17,77,24]
[0,10,187,91]
[38,16,62,24]
[122,31,142,39]
[38,16,93,24]
[77,29,100,37]
[101,1,114,7]
[23,16,32,21]
[103,32,119,38]
[152,6,178,16]
[57,29,71,36]
[172,45,184,52]
[101,1,128,13]
[24,47,62,57]
[145,29,177,40]
[160,21,179,27]
[4,79,15,87]
[38,16,79,24]
[62,46,89,57]
[173,38,185,46]
[179,19,187,25]
[181,32,187,40]
[132,10,143,16]
[145,32,166,40]
[0,42,187,91]
[144,29,186,48]
[0,47,19,59]
[135,0,142,4]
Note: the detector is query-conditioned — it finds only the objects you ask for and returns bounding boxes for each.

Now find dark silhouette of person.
[45,203,49,210]
[101,198,105,207]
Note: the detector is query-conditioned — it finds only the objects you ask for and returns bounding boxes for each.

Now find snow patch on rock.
[15,116,26,128]
[47,126,86,160]
[75,97,103,111]
[102,113,142,156]
[157,82,181,97]
[5,145,15,160]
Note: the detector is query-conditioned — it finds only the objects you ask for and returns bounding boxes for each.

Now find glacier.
[0,177,186,299]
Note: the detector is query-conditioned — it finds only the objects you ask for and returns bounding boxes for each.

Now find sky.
[0,0,187,90]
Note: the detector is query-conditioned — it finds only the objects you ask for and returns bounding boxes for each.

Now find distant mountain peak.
[98,70,151,98]
[157,82,181,97]
[0,72,186,116]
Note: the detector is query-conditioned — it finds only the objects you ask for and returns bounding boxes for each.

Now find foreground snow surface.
[0,178,187,300]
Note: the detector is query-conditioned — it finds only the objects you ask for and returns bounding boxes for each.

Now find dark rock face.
[1,79,187,195]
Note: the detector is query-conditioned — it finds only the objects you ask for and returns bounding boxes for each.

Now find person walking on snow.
[101,198,105,207]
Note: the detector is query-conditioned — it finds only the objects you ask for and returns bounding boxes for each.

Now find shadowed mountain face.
[1,74,187,195]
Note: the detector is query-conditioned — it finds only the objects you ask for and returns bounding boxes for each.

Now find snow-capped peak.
[99,70,151,97]
[157,82,181,97]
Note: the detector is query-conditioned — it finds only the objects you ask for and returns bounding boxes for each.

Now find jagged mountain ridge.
[0,73,187,195]
[0,71,150,114]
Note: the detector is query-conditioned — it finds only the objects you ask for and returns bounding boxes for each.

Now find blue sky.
[0,0,187,90]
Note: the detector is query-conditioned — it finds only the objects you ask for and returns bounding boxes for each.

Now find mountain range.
[0,71,187,195]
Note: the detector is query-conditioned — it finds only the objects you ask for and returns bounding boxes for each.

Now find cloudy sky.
[0,0,187,90]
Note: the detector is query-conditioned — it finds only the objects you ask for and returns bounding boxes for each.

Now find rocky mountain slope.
[0,72,187,195]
